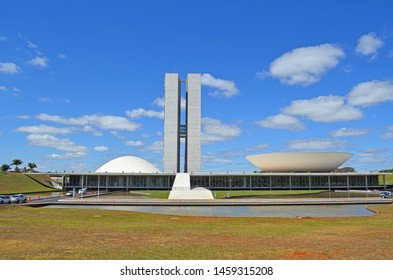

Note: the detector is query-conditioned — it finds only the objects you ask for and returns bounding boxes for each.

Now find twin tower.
[163,73,201,173]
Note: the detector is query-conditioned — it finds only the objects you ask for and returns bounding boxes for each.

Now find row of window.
[67,175,380,189]
[191,175,379,188]
[68,175,175,188]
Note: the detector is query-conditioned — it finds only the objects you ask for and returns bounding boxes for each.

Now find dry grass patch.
[0,204,392,259]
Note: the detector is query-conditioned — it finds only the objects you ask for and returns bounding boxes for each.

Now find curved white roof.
[246,152,352,172]
[96,156,160,173]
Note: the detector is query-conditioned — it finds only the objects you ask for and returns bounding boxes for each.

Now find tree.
[1,164,11,173]
[333,167,356,173]
[380,168,393,173]
[11,159,23,172]
[27,162,38,172]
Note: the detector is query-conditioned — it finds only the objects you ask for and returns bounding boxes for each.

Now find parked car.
[65,191,73,196]
[10,194,27,203]
[78,188,87,195]
[380,191,392,199]
[0,195,12,204]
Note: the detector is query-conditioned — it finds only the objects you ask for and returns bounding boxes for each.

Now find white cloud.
[141,141,163,153]
[27,134,88,153]
[0,62,20,74]
[36,113,140,132]
[153,97,165,107]
[263,44,345,86]
[110,131,125,139]
[257,114,305,131]
[283,95,363,122]
[162,97,185,110]
[27,41,38,49]
[153,96,186,111]
[246,144,269,151]
[124,140,144,146]
[347,80,393,107]
[202,152,232,163]
[380,131,393,139]
[201,73,239,98]
[58,54,67,60]
[47,152,88,159]
[201,117,241,144]
[287,138,347,150]
[27,57,49,68]
[329,127,369,137]
[16,125,73,135]
[180,97,186,110]
[0,86,7,91]
[355,148,390,164]
[357,148,388,157]
[94,146,109,152]
[0,35,7,42]
[126,108,164,119]
[82,125,102,136]
[39,97,71,104]
[381,126,393,139]
[355,33,384,57]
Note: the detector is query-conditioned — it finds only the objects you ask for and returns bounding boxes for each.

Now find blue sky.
[1,0,393,173]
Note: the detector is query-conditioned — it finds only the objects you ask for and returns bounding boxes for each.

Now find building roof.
[246,152,352,172]
[95,156,160,173]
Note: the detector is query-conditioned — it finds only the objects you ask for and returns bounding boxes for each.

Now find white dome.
[96,156,160,173]
[246,152,352,172]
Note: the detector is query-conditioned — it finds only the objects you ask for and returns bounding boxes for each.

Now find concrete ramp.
[171,172,191,191]
[168,173,214,200]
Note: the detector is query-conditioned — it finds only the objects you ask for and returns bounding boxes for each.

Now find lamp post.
[98,168,100,199]
[9,151,15,164]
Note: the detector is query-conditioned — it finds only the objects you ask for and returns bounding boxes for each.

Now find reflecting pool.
[45,204,376,218]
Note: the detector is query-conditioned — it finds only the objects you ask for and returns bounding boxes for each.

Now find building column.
[328,175,331,190]
[186,74,201,173]
[163,73,181,173]
[347,175,350,190]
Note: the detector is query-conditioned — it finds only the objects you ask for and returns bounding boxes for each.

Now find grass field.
[1,204,392,260]
[380,174,393,186]
[213,190,324,199]
[135,190,325,199]
[0,173,57,194]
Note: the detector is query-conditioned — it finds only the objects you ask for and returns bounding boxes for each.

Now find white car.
[66,191,73,196]
[78,188,87,195]
[10,194,27,203]
[0,195,11,204]
[380,191,392,199]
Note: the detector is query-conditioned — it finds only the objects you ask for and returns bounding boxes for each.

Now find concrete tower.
[185,74,201,173]
[163,73,181,173]
[163,73,201,173]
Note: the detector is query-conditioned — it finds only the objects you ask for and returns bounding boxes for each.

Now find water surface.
[45,204,375,217]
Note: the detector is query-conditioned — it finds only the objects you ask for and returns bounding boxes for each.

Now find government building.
[56,73,390,192]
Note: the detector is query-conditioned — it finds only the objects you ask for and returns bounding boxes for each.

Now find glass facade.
[66,173,384,190]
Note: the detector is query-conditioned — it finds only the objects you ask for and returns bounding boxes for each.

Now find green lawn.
[135,189,325,199]
[212,190,324,199]
[379,174,393,186]
[1,204,392,260]
[0,173,57,194]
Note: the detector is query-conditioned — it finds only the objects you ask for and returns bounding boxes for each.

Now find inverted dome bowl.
[246,152,352,172]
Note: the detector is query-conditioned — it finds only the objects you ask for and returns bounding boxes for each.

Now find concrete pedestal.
[168,173,214,200]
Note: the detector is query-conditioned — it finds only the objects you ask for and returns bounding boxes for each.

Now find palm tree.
[28,162,38,172]
[11,159,23,172]
[1,164,11,173]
